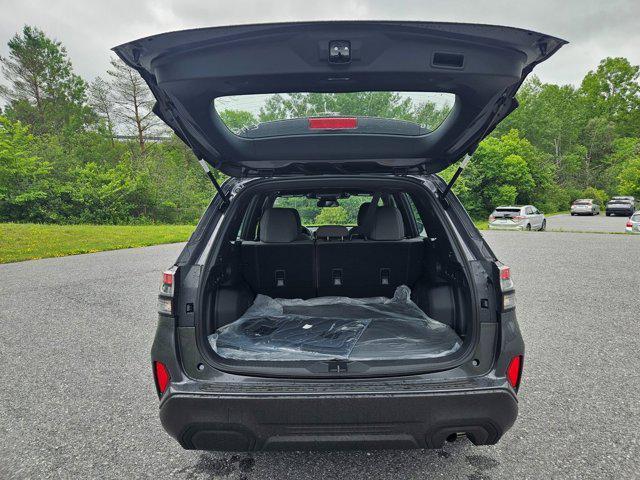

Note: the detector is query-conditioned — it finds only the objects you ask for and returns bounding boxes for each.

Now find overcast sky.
[1,0,639,88]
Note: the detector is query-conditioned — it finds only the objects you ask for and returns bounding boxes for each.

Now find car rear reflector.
[153,361,170,396]
[507,355,523,390]
[308,117,357,130]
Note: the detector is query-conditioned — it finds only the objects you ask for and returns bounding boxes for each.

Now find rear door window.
[405,195,427,237]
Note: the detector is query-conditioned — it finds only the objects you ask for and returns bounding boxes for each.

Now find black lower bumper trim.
[159,388,517,451]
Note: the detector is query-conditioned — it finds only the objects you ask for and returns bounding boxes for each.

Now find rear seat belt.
[360,192,382,239]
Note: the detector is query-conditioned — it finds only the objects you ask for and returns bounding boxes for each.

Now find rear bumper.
[488,224,524,230]
[159,386,518,451]
[606,208,633,215]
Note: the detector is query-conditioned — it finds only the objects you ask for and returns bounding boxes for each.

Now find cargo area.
[199,177,476,375]
[209,285,462,361]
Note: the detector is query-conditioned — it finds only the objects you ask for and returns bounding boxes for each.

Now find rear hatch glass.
[214,92,455,137]
[492,208,521,219]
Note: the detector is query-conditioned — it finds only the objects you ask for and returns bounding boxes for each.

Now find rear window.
[273,195,372,227]
[214,91,455,137]
[574,201,592,205]
[494,208,521,213]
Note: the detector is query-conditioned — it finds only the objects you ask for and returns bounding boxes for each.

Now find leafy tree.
[218,109,257,134]
[0,116,51,221]
[580,57,640,136]
[257,91,450,130]
[581,186,608,207]
[0,25,93,134]
[498,77,586,165]
[314,206,348,225]
[616,158,640,198]
[452,130,547,217]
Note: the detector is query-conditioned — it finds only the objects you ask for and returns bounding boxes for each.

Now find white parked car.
[489,205,546,231]
[571,199,600,216]
[625,212,640,234]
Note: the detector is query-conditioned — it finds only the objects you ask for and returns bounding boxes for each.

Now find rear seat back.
[241,206,424,299]
[316,206,424,297]
[241,208,315,298]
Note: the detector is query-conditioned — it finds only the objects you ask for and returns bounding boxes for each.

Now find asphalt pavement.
[1,226,639,479]
[546,212,631,233]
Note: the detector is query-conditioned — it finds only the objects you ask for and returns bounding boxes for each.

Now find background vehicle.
[571,199,600,216]
[626,212,640,234]
[488,206,546,231]
[115,21,564,451]
[606,196,636,216]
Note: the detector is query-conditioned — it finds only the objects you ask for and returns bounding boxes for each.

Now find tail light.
[497,263,515,311]
[507,355,523,390]
[308,117,357,130]
[626,219,633,228]
[153,361,171,397]
[488,215,495,222]
[158,266,177,315]
[513,215,525,221]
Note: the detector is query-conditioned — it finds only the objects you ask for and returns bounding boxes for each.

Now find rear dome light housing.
[507,355,523,391]
[153,361,171,397]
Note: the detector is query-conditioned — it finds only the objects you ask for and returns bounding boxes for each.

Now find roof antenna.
[439,154,471,203]
[199,159,230,208]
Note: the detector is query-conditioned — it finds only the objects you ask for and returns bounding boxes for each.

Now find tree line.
[1,25,639,225]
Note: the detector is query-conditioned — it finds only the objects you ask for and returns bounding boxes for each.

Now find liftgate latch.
[328,360,349,373]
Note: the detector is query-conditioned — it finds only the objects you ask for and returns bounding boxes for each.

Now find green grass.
[474,220,489,230]
[0,223,196,264]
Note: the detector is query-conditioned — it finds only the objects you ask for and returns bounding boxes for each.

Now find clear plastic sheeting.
[209,286,462,361]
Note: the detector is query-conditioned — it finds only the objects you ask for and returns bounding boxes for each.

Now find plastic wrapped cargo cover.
[209,286,461,361]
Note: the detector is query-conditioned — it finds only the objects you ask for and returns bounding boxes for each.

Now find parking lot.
[1,226,638,479]
[546,213,632,233]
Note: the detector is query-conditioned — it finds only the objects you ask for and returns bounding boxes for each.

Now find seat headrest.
[259,208,300,243]
[369,206,405,241]
[356,202,372,225]
[314,225,349,240]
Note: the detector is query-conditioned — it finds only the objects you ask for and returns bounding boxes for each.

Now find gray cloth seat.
[349,202,374,238]
[241,208,315,298]
[241,206,424,298]
[316,206,424,297]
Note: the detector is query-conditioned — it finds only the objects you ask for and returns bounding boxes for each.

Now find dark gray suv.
[114,21,565,451]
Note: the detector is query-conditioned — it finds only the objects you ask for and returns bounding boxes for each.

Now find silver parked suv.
[489,205,546,231]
